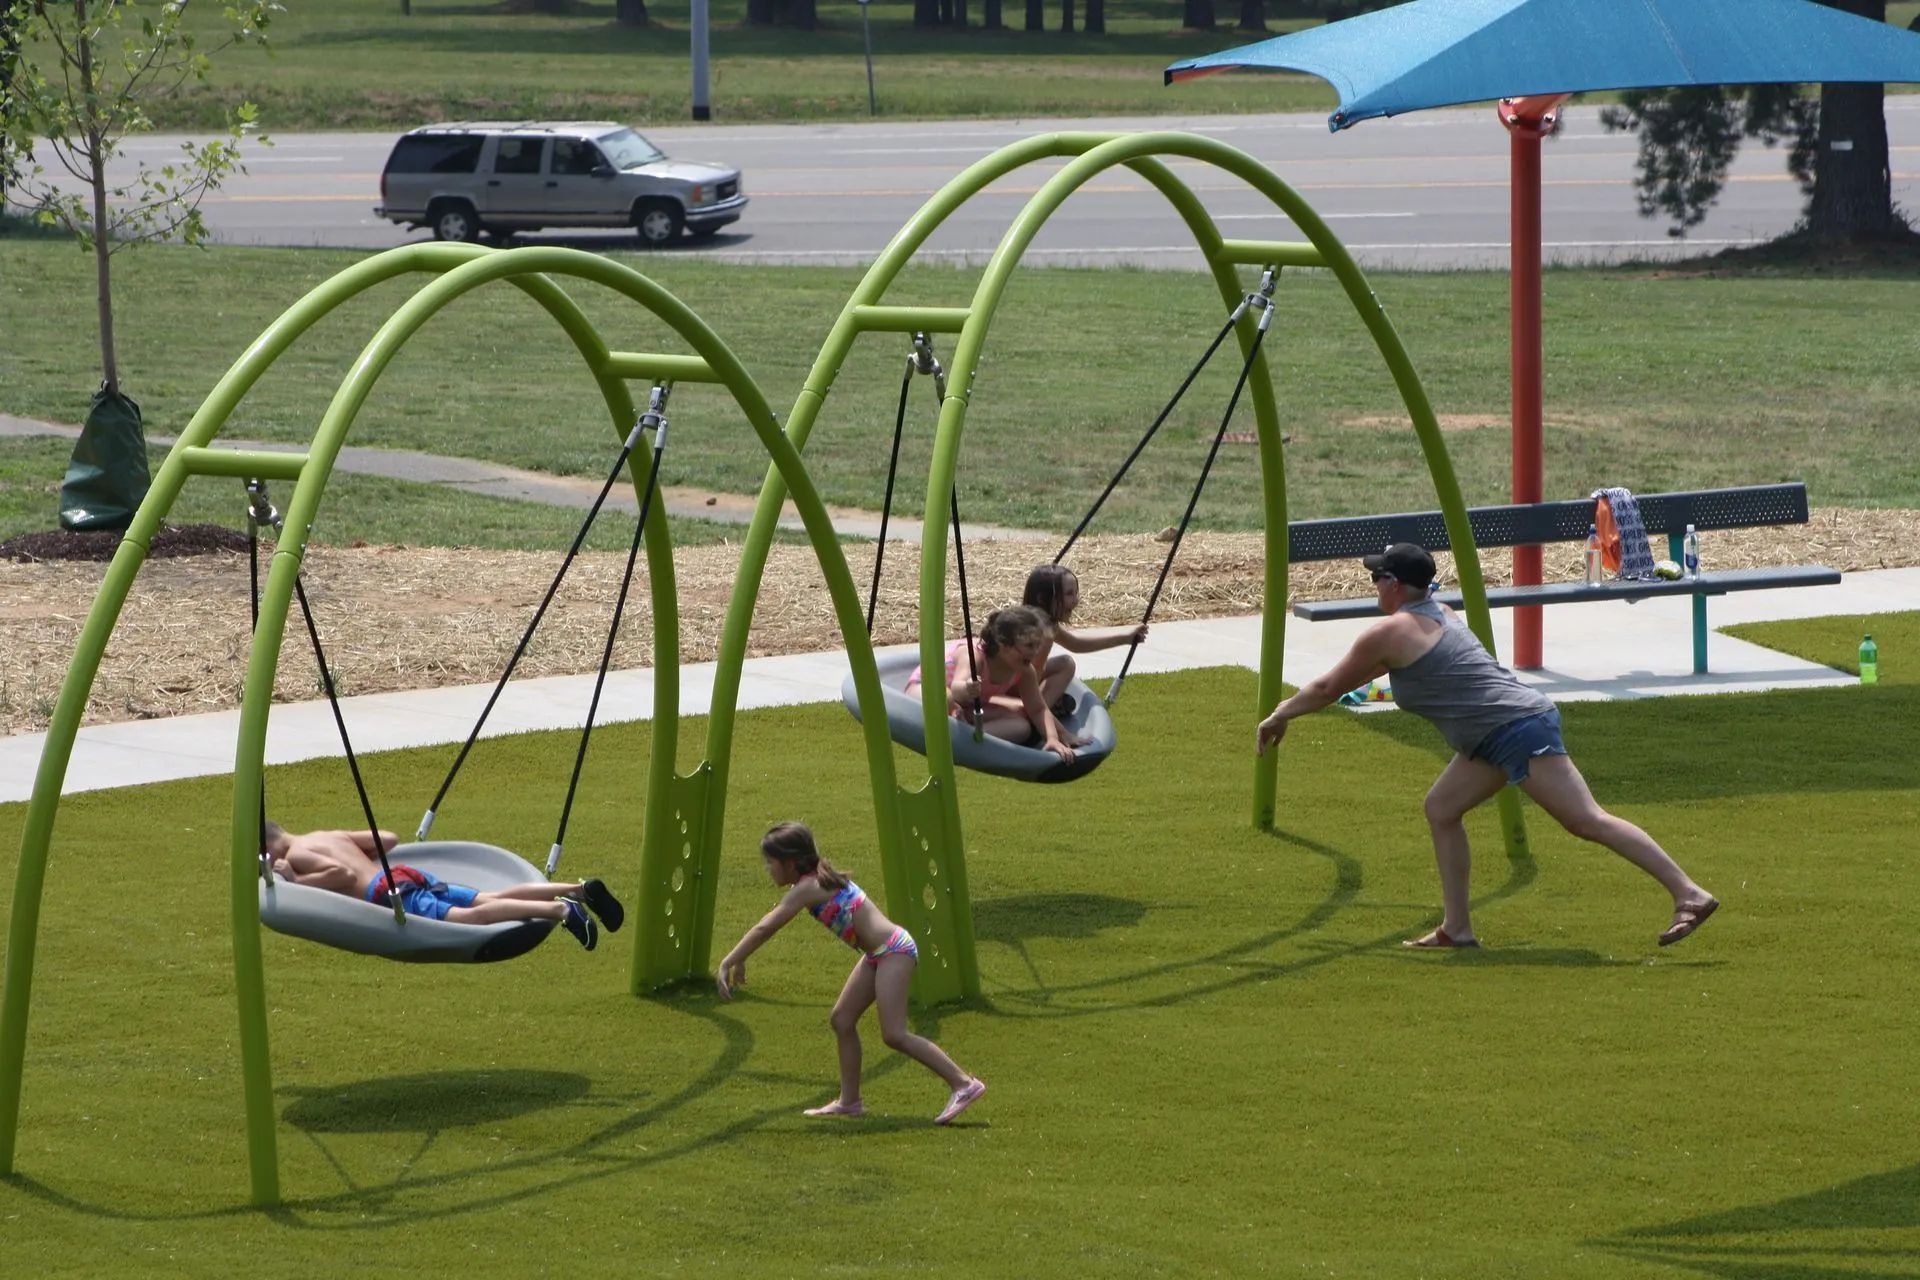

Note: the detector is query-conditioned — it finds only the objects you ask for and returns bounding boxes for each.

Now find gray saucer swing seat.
[843,649,1117,783]
[258,841,557,964]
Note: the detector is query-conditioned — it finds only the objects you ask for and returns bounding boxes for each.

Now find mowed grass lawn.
[0,613,1915,1276]
[115,0,1335,130]
[5,242,1917,545]
[69,0,1920,129]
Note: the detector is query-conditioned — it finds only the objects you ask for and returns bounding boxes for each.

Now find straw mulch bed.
[2,506,1915,737]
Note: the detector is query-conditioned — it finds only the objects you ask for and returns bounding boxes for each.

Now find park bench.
[1286,483,1839,673]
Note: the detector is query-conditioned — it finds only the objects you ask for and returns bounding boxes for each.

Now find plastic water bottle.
[1584,524,1603,586]
[1683,524,1699,579]
[1860,634,1878,685]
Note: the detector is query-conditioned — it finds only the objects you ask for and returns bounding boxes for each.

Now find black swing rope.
[245,480,407,925]
[416,390,667,845]
[1102,269,1281,708]
[546,386,671,876]
[863,334,987,736]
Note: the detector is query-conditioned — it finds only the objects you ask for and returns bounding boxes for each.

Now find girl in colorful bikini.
[716,821,987,1125]
[1021,564,1149,741]
[905,605,1076,764]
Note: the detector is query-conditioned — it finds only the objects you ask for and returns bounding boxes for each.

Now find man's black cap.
[1362,542,1436,590]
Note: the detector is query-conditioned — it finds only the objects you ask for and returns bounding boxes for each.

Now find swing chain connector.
[910,331,949,401]
[1231,266,1281,333]
[244,478,284,532]
[416,808,436,842]
[631,382,672,450]
[545,842,563,878]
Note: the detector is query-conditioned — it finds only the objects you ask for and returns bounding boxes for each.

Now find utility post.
[691,0,711,121]
[857,0,877,117]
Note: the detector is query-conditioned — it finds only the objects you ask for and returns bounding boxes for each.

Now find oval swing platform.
[843,649,1116,784]
[259,841,557,964]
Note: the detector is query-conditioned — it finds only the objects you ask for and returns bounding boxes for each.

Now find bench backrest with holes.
[1286,483,1839,673]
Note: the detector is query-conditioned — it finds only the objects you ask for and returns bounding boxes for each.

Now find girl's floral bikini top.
[808,880,867,946]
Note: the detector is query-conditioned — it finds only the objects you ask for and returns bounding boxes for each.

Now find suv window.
[551,138,606,177]
[493,136,546,175]
[386,134,484,175]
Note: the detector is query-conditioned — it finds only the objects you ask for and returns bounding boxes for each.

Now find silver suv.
[375,121,747,246]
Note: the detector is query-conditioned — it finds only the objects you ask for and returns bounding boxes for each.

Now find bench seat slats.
[1291,564,1842,622]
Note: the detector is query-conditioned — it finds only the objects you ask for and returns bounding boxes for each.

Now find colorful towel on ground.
[1592,487,1658,581]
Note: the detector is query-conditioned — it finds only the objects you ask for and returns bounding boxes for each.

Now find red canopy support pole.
[1499,94,1569,670]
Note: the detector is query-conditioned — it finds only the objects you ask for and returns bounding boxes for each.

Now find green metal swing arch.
[0,241,915,1208]
[676,129,1533,1008]
[0,130,1530,1209]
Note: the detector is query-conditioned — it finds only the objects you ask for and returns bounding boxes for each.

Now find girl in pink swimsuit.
[905,605,1076,764]
[716,821,987,1125]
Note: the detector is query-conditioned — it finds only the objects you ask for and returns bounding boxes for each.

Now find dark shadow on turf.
[1590,1162,1920,1279]
[280,1069,591,1133]
[972,892,1148,995]
[967,813,1543,1019]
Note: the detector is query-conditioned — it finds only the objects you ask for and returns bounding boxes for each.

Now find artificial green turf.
[1726,609,1920,687]
[6,243,1918,541]
[1,664,1915,1276]
[0,436,822,550]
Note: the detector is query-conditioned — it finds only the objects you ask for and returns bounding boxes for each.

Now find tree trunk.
[1060,0,1074,33]
[615,0,649,24]
[953,0,968,27]
[89,138,118,396]
[984,0,1003,28]
[1182,0,1214,31]
[748,0,776,24]
[1806,0,1892,237]
[915,0,941,26]
[1025,0,1044,29]
[1236,0,1265,31]
[786,0,817,29]
[1085,0,1104,33]
[1808,80,1892,236]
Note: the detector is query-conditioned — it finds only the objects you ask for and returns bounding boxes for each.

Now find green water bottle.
[1859,634,1878,685]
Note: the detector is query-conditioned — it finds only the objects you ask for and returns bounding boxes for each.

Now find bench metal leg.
[1669,531,1708,674]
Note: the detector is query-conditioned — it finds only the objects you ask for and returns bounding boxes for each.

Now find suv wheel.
[430,201,482,243]
[634,200,684,247]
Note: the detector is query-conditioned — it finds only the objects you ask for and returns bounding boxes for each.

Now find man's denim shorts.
[1471,708,1568,784]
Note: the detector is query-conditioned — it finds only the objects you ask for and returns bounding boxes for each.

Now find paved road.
[27,102,1920,268]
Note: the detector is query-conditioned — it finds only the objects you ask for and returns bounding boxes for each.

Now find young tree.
[3,0,276,397]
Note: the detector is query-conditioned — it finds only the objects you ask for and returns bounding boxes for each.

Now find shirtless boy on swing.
[263,822,625,951]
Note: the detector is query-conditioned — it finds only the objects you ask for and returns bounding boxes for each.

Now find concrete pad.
[4,569,1912,804]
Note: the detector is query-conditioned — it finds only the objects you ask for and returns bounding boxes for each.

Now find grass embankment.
[93,0,1336,130]
[56,0,1920,130]
[0,642,1914,1274]
[4,240,1917,546]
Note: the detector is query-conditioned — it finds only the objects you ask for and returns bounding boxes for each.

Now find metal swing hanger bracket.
[244,477,285,534]
[631,381,672,451]
[909,331,949,402]
[1228,267,1281,333]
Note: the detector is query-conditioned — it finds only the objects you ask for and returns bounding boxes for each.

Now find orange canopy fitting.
[1496,92,1569,669]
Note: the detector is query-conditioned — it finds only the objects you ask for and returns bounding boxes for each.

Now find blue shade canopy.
[1166,0,1920,131]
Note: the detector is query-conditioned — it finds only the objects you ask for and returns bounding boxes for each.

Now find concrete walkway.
[0,411,1050,544]
[4,567,1912,806]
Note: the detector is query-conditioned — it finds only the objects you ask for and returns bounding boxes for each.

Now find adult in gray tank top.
[1255,543,1718,950]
